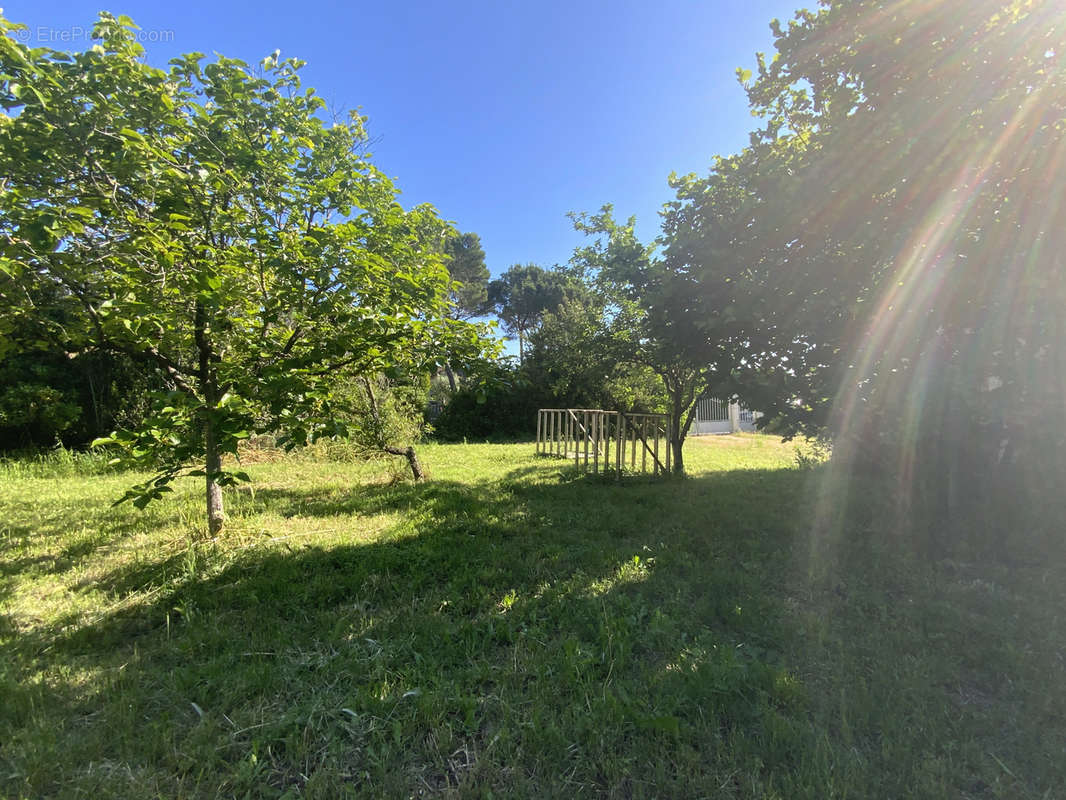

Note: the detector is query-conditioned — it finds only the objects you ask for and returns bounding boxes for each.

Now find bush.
[433,381,541,441]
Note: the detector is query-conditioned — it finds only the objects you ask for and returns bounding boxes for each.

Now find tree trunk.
[670,392,686,475]
[384,445,425,481]
[196,299,224,536]
[204,415,225,536]
[672,434,685,475]
[444,364,458,393]
[363,376,425,482]
[667,385,702,476]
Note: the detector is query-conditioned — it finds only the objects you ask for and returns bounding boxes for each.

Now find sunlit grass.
[1,435,1062,798]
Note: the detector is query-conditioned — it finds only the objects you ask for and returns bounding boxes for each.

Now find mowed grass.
[1,436,1064,799]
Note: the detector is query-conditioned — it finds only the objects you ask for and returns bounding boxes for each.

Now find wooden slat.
[648,420,656,475]
[592,411,599,473]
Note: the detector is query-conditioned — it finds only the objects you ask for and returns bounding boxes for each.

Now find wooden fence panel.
[536,409,668,477]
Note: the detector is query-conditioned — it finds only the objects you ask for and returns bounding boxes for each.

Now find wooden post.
[603,413,608,469]
[631,419,637,470]
[574,412,580,470]
[581,411,588,471]
[536,410,542,454]
[665,415,672,474]
[592,411,599,474]
[604,413,611,475]
[641,417,647,473]
[653,418,660,476]
[616,413,624,480]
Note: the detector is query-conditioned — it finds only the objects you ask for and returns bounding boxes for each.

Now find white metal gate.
[690,398,759,435]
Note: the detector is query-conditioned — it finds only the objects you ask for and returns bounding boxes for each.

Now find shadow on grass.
[2,464,819,794]
[3,462,1062,798]
[0,498,197,598]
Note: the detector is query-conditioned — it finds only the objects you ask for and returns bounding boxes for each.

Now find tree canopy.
[662,0,1066,545]
[443,231,489,321]
[0,13,490,533]
[487,263,579,363]
[567,206,760,473]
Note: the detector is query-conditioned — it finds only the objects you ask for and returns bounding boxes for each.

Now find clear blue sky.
[9,0,801,277]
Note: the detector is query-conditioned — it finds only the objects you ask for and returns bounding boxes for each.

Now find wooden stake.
[653,419,660,476]
[665,416,672,474]
[604,413,611,475]
[592,411,599,474]
[641,417,647,473]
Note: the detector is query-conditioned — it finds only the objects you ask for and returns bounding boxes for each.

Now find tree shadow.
[5,461,1055,798]
[3,464,820,792]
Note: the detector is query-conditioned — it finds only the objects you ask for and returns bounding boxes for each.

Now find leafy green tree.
[675,0,1066,549]
[0,282,163,449]
[441,231,489,390]
[522,294,660,413]
[524,296,615,409]
[444,232,489,320]
[0,344,161,450]
[487,264,576,364]
[569,207,756,474]
[432,362,541,441]
[0,13,488,534]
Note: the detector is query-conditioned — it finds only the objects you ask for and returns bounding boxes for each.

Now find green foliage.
[0,12,491,527]
[664,0,1066,549]
[568,206,744,472]
[443,231,490,320]
[336,373,430,452]
[0,283,162,451]
[525,295,666,412]
[0,381,80,447]
[486,263,582,362]
[524,297,615,408]
[432,366,540,441]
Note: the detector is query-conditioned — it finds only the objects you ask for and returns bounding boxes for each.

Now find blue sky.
[9,0,801,277]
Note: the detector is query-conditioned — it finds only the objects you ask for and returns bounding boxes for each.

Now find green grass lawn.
[1,436,1063,798]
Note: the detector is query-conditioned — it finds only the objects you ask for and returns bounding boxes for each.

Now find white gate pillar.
[728,401,741,433]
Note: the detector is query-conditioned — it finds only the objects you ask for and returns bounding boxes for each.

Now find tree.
[524,296,616,409]
[0,13,488,534]
[525,293,665,412]
[677,0,1066,549]
[487,264,575,364]
[569,207,758,474]
[444,232,489,320]
[441,231,489,390]
[0,281,163,450]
